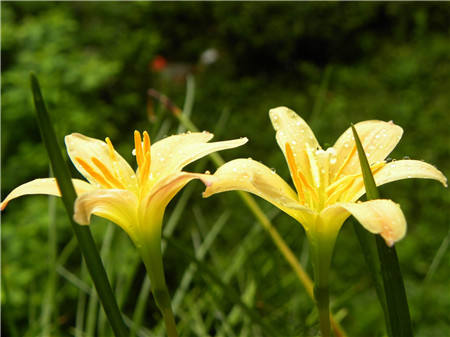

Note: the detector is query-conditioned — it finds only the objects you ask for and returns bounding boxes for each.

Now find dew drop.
[270,168,276,173]
[205,170,211,175]
[403,156,410,160]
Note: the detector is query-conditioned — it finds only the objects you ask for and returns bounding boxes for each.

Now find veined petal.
[65,133,137,191]
[74,189,140,241]
[1,178,94,210]
[323,200,407,246]
[150,132,248,177]
[331,121,403,180]
[349,159,448,201]
[269,107,319,183]
[203,158,314,219]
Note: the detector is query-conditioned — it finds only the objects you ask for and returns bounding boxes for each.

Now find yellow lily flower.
[203,106,446,336]
[204,107,447,247]
[2,130,247,336]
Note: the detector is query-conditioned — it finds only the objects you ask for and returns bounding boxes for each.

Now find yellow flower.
[2,130,247,335]
[2,131,247,247]
[204,107,447,248]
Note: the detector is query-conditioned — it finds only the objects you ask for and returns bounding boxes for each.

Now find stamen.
[305,143,321,188]
[134,131,144,168]
[75,157,113,188]
[139,155,151,187]
[91,157,125,189]
[105,137,116,161]
[285,143,306,204]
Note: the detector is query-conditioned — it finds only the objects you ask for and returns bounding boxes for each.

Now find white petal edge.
[1,178,94,211]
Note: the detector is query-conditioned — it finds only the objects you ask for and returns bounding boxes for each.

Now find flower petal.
[349,159,448,201]
[73,189,140,241]
[65,133,137,191]
[1,178,94,210]
[203,158,313,219]
[269,107,319,183]
[141,171,216,225]
[323,200,407,246]
[331,120,403,180]
[150,132,248,177]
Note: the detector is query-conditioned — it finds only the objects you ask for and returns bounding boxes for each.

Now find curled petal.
[269,107,319,182]
[332,121,403,179]
[1,178,94,210]
[141,172,216,226]
[65,133,137,191]
[350,159,448,201]
[324,200,407,246]
[203,158,313,219]
[74,189,140,241]
[150,132,248,177]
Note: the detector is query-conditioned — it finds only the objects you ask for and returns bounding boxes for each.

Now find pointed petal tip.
[1,201,8,211]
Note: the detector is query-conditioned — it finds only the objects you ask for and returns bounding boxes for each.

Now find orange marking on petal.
[75,157,113,188]
[91,157,125,189]
[297,169,319,203]
[134,131,144,168]
[334,144,357,181]
[285,143,306,204]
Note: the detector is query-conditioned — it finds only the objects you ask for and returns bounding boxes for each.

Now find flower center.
[285,142,384,211]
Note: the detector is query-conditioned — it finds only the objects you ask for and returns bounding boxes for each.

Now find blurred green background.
[2,2,449,336]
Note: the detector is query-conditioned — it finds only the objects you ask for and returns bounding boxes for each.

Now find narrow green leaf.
[351,124,413,337]
[30,73,128,337]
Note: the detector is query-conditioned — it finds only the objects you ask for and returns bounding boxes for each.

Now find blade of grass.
[351,124,413,337]
[30,73,128,337]
[163,234,279,337]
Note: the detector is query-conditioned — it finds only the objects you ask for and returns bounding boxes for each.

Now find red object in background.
[150,55,168,72]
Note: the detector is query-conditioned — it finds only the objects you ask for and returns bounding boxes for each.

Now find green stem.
[315,284,331,337]
[138,240,178,337]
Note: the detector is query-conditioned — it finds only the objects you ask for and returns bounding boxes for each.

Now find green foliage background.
[2,2,449,336]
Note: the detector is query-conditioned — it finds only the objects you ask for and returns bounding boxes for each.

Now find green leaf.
[351,124,413,337]
[30,73,128,337]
